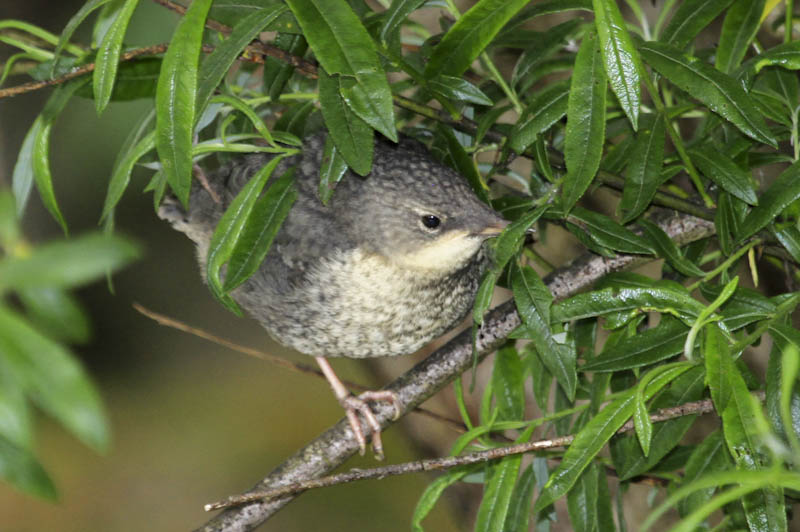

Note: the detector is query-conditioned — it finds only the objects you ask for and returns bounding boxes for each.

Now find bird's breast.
[247,247,487,359]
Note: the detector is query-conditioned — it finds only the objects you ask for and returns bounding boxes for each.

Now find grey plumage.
[159,133,507,359]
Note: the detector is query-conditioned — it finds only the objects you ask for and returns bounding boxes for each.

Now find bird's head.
[340,141,508,274]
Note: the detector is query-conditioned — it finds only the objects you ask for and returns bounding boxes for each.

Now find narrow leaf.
[318,69,373,176]
[509,81,569,153]
[568,207,655,255]
[620,114,666,223]
[738,160,800,240]
[660,0,735,49]
[716,0,766,74]
[286,0,395,141]
[155,0,213,206]
[689,146,758,205]
[196,5,289,115]
[93,0,138,114]
[640,41,776,147]
[0,306,110,453]
[563,29,607,210]
[638,219,706,277]
[223,168,298,291]
[424,0,530,78]
[592,0,640,129]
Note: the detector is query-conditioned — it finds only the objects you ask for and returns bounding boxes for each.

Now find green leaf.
[704,323,786,532]
[30,79,88,233]
[424,0,530,78]
[512,263,576,400]
[509,81,569,153]
[427,75,493,106]
[592,0,640,130]
[567,207,655,255]
[412,467,474,531]
[475,456,523,532]
[614,366,706,480]
[379,0,426,43]
[567,462,614,532]
[52,0,111,73]
[583,318,689,372]
[0,434,56,500]
[676,430,730,516]
[211,94,274,145]
[196,5,289,116]
[716,0,765,74]
[79,57,161,102]
[502,464,536,532]
[491,205,546,273]
[223,167,297,292]
[533,362,693,512]
[619,114,666,223]
[286,0,396,141]
[633,391,653,456]
[563,29,607,211]
[473,270,500,326]
[93,0,138,114]
[638,219,706,277]
[437,125,490,204]
[11,120,37,218]
[688,145,758,205]
[206,155,286,313]
[17,287,90,345]
[208,0,296,31]
[263,33,308,101]
[318,136,348,205]
[0,372,32,450]
[748,40,800,74]
[639,41,777,147]
[101,130,155,222]
[553,285,706,325]
[155,0,213,207]
[659,0,735,49]
[0,306,109,453]
[0,233,139,291]
[773,225,800,263]
[738,160,800,240]
[318,69,373,176]
[493,345,525,422]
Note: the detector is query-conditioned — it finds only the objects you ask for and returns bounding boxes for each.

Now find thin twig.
[205,393,741,510]
[132,303,469,435]
[0,44,169,99]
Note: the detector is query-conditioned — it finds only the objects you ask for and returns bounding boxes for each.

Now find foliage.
[3,0,800,530]
[0,190,138,498]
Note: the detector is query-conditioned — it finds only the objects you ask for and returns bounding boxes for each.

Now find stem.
[787,0,795,43]
[687,238,762,292]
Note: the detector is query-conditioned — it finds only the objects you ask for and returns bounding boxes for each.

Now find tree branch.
[195,210,716,532]
[207,390,755,511]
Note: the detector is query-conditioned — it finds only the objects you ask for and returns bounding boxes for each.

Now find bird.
[158,132,508,458]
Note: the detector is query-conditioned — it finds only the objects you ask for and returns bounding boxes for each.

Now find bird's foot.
[340,390,401,460]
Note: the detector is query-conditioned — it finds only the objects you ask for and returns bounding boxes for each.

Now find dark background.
[0,1,462,529]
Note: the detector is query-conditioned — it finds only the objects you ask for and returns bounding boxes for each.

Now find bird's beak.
[477,219,509,236]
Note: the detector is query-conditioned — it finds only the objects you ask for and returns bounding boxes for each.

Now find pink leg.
[315,357,401,460]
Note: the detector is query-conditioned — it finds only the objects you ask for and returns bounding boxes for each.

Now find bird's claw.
[340,390,401,460]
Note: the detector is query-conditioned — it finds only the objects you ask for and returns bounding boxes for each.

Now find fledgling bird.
[159,133,508,457]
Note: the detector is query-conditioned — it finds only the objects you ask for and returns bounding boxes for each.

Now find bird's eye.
[420,214,441,230]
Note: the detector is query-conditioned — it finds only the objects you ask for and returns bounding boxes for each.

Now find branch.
[0,44,169,99]
[207,391,754,510]
[195,210,716,532]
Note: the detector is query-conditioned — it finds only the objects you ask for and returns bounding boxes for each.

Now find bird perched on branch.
[159,133,508,458]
